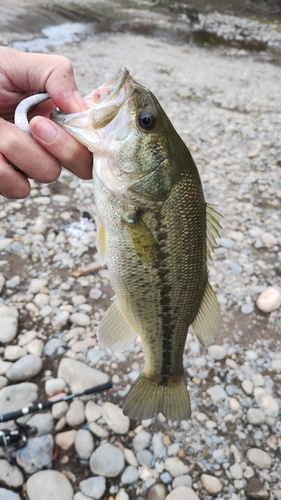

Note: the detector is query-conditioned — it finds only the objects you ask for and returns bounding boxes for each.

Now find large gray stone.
[27,413,54,436]
[166,487,200,500]
[6,354,43,382]
[0,382,38,429]
[0,460,24,488]
[80,476,106,500]
[16,434,54,474]
[75,429,95,459]
[90,443,125,477]
[102,402,130,434]
[58,358,109,393]
[0,317,18,344]
[201,474,223,495]
[0,488,21,500]
[246,448,272,469]
[26,470,73,500]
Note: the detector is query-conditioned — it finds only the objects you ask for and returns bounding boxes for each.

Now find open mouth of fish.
[52,67,133,131]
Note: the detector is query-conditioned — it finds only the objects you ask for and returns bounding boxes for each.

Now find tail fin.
[123,372,191,421]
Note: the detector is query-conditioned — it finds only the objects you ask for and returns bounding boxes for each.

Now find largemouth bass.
[52,68,222,421]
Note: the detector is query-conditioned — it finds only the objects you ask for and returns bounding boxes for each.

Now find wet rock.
[90,443,125,477]
[121,465,139,484]
[16,434,54,473]
[57,358,109,393]
[247,408,266,425]
[147,483,168,500]
[75,429,95,459]
[80,476,106,499]
[256,287,281,313]
[201,474,223,495]
[102,401,130,434]
[0,488,21,500]
[55,430,77,450]
[165,486,200,500]
[245,477,269,499]
[246,448,272,469]
[164,457,189,477]
[26,470,73,500]
[0,459,24,488]
[6,354,43,381]
[66,399,85,427]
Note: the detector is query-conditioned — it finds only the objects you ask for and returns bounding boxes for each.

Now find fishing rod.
[0,381,113,423]
[0,381,112,458]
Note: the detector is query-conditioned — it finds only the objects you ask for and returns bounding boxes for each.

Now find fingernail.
[30,117,57,143]
[73,90,88,111]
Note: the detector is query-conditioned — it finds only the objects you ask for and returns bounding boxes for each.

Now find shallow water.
[9,21,94,52]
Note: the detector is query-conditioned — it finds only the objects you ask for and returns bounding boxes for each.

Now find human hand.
[0,47,92,199]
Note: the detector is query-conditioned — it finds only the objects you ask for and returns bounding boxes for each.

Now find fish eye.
[138,111,156,131]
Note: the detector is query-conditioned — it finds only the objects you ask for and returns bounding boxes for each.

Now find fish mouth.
[51,67,133,130]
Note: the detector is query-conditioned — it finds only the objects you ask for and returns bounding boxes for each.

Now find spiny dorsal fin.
[191,281,221,346]
[206,204,223,260]
[97,300,137,352]
[125,218,159,263]
[96,214,107,265]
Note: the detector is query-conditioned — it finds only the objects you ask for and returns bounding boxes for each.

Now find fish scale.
[52,67,222,421]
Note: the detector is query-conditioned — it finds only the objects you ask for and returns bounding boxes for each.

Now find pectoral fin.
[206,204,223,260]
[125,217,159,263]
[191,282,221,346]
[97,300,137,351]
[96,214,107,265]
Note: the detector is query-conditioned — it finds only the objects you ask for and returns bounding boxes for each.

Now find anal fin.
[191,282,221,346]
[97,300,137,352]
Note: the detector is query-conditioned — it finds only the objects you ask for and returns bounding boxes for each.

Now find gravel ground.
[0,2,281,500]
